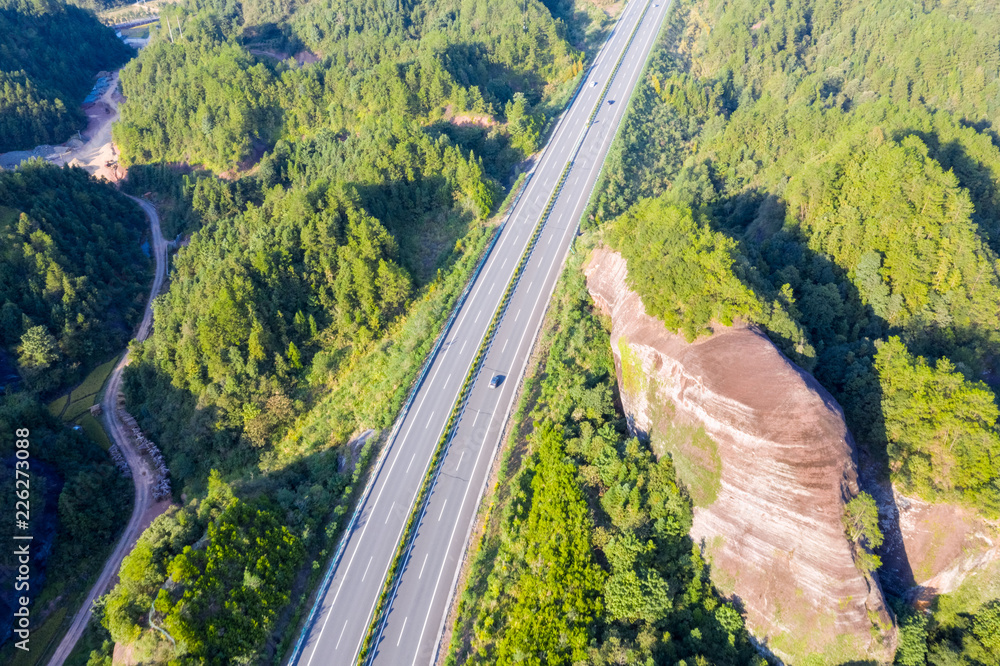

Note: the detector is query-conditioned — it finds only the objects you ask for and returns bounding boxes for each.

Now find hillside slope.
[0,0,133,151]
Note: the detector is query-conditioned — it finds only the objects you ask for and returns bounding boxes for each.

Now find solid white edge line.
[321,1,664,663]
[424,1,669,663]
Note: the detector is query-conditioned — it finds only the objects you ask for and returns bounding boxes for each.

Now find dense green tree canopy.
[494,423,605,665]
[0,162,149,390]
[607,195,813,364]
[608,197,761,339]
[115,42,280,169]
[876,337,1000,513]
[159,499,304,663]
[0,0,133,151]
[114,0,582,171]
[786,135,1000,355]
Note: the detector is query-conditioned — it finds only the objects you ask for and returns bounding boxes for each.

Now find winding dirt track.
[47,196,168,666]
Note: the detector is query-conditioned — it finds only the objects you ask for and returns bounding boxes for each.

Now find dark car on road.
[489,374,504,389]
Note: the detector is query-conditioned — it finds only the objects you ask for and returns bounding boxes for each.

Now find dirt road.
[47,195,168,666]
[0,71,124,182]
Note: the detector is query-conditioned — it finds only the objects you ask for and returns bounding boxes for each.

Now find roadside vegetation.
[0,0,133,152]
[447,237,764,665]
[591,0,1000,661]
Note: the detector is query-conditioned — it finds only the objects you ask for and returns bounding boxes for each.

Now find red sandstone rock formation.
[585,246,896,664]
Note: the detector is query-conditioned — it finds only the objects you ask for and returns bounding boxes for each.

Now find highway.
[292,1,672,664]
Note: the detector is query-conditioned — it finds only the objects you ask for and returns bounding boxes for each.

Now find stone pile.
[108,444,130,475]
[116,394,172,501]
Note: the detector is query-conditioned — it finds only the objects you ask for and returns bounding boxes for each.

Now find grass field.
[45,358,118,455]
[63,395,98,422]
[48,394,69,418]
[8,606,68,666]
[78,413,112,450]
[72,357,117,403]
[120,25,151,38]
[48,356,118,422]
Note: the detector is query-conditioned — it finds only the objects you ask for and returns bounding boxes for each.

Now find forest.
[99,474,302,664]
[0,164,143,662]
[592,0,1000,662]
[92,0,622,662]
[112,0,578,171]
[0,162,150,392]
[0,0,133,151]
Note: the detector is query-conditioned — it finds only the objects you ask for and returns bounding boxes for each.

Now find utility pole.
[176,16,183,39]
[165,16,173,43]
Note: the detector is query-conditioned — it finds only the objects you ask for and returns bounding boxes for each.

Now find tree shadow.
[351,176,475,287]
[536,0,595,50]
[893,126,1000,256]
[424,120,522,185]
[437,42,530,111]
[122,358,241,493]
[703,188,917,595]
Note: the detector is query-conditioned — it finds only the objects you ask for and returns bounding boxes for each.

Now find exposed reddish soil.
[246,47,320,67]
[450,113,497,128]
[440,104,498,129]
[113,640,135,665]
[295,50,321,66]
[0,71,126,182]
[135,499,173,537]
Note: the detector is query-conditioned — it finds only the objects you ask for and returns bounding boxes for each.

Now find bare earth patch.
[0,70,127,182]
[872,479,1000,599]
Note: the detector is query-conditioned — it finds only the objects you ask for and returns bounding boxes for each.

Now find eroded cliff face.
[585,246,896,664]
[866,473,1000,601]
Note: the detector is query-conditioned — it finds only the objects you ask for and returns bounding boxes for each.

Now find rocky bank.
[585,246,896,664]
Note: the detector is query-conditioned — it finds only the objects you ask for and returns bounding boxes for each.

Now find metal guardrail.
[357,1,659,663]
[285,172,534,666]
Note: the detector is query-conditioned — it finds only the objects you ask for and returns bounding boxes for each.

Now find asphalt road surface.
[294,1,672,664]
[48,196,167,666]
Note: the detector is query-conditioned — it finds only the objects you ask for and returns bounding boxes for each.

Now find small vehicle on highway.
[489,374,504,389]
[607,99,615,104]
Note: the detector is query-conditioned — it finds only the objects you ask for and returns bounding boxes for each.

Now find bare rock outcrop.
[863,471,1000,600]
[585,246,896,664]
